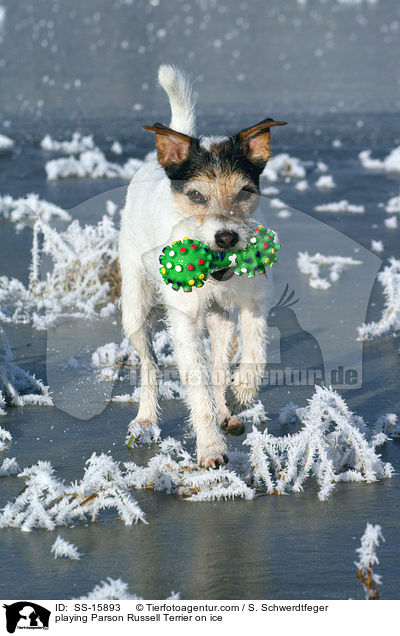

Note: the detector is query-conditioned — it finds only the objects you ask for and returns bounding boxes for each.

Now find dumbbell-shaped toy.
[159,225,280,292]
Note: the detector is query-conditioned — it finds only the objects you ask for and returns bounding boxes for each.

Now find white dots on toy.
[166,262,172,269]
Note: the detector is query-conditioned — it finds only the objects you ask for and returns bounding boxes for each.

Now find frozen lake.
[0,112,399,600]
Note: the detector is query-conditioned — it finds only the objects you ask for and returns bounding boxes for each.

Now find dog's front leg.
[232,302,267,408]
[167,306,228,468]
[206,304,245,437]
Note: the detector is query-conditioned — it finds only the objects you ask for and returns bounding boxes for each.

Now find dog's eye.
[187,190,206,204]
[235,188,254,203]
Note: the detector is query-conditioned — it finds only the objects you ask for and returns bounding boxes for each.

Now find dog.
[119,65,286,468]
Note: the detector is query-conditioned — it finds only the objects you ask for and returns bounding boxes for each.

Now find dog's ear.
[142,122,192,167]
[238,118,286,165]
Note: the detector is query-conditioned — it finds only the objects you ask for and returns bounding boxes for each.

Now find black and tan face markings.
[142,118,286,219]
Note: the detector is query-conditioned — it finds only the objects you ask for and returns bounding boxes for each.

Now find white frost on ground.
[297,251,362,290]
[0,326,53,414]
[0,193,71,231]
[0,134,14,152]
[371,240,384,253]
[0,457,20,476]
[0,388,393,513]
[355,523,384,600]
[92,338,139,382]
[316,161,328,173]
[51,535,81,560]
[315,175,336,190]
[245,386,393,501]
[0,426,12,448]
[110,141,123,155]
[295,180,309,191]
[384,215,398,229]
[385,194,400,214]
[358,258,400,340]
[374,413,400,439]
[261,185,280,196]
[41,133,95,155]
[0,215,119,329]
[314,200,365,214]
[359,145,400,174]
[261,153,307,181]
[45,149,143,181]
[0,453,146,532]
[77,577,180,601]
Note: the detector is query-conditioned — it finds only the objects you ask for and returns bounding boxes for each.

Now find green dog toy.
[159,225,280,292]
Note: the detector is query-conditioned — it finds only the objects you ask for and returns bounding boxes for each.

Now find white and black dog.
[119,65,285,468]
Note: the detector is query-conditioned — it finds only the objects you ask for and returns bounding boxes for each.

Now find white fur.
[120,66,272,467]
[158,64,196,135]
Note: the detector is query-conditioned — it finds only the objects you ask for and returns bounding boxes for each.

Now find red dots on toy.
[187,264,194,271]
[198,258,204,265]
[180,247,187,253]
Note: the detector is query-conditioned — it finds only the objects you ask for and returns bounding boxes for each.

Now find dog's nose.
[214,230,239,249]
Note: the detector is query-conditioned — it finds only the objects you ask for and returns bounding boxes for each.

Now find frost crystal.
[297,252,362,289]
[51,535,81,560]
[358,258,400,340]
[0,215,120,329]
[244,386,393,501]
[124,438,254,501]
[77,577,180,601]
[0,457,20,476]
[314,200,364,214]
[0,193,71,232]
[0,327,53,415]
[0,454,146,532]
[355,523,384,599]
[360,145,400,174]
[315,175,335,190]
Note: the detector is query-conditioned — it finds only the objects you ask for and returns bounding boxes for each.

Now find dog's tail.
[158,65,196,136]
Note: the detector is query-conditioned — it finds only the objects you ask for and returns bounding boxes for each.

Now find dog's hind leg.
[121,262,159,429]
[166,305,227,468]
[206,304,245,437]
[232,302,267,408]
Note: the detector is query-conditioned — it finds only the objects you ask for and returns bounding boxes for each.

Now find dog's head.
[143,119,286,252]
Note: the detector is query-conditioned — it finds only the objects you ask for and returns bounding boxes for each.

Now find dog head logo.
[3,602,50,633]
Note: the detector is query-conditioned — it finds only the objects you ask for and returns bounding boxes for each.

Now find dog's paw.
[197,443,228,469]
[220,415,245,437]
[125,419,161,447]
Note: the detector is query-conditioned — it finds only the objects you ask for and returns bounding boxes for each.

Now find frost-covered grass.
[360,145,400,174]
[297,251,362,290]
[0,215,120,329]
[244,386,393,501]
[0,133,14,152]
[355,523,384,600]
[51,535,81,560]
[384,215,398,230]
[385,194,400,214]
[0,193,71,232]
[371,240,384,253]
[92,338,139,382]
[0,326,53,414]
[358,258,400,340]
[314,200,364,214]
[0,457,20,476]
[41,133,95,155]
[0,453,146,532]
[0,387,394,526]
[261,153,308,181]
[315,175,335,190]
[77,577,180,601]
